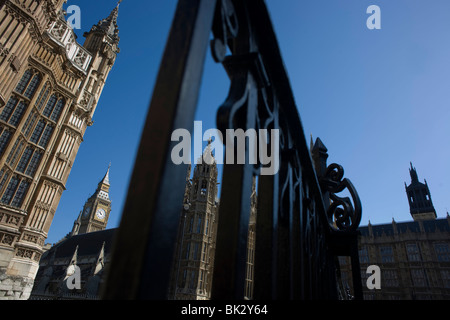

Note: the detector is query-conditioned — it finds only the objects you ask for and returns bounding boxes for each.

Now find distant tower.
[76,165,112,235]
[169,140,219,300]
[405,163,437,221]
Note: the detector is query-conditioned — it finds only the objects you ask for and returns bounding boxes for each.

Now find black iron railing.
[101,0,362,300]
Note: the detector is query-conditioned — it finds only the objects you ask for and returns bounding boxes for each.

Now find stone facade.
[339,217,450,300]
[0,0,120,300]
[339,166,450,300]
[168,142,220,300]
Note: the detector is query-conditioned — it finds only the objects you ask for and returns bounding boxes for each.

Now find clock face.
[96,208,106,220]
[83,206,91,217]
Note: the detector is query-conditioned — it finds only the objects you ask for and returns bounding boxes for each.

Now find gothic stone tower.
[71,165,112,236]
[169,142,220,300]
[0,1,121,300]
[405,163,437,221]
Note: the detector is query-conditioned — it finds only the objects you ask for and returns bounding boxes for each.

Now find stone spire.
[91,1,122,44]
[100,163,111,186]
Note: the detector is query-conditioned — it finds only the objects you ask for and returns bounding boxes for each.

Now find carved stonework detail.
[1,233,15,246]
[15,248,35,260]
[22,233,39,244]
[9,54,21,72]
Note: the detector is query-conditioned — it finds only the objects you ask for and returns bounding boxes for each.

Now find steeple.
[405,163,436,221]
[91,1,121,44]
[409,162,419,183]
[100,163,111,186]
[77,165,113,235]
[83,1,122,55]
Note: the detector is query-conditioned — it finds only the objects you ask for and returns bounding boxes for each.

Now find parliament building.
[0,0,120,300]
[339,164,450,300]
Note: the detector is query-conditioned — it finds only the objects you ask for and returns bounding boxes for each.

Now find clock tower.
[72,165,112,236]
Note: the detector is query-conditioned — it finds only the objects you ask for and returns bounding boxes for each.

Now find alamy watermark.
[367,5,381,30]
[65,5,82,30]
[171,121,280,176]
[66,265,81,290]
[366,265,381,290]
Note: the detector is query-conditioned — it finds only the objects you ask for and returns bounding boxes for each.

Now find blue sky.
[46,0,450,244]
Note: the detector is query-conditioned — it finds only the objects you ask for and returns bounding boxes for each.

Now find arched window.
[42,94,57,118]
[23,73,41,99]
[50,98,65,122]
[16,146,33,173]
[15,70,33,94]
[25,150,43,177]
[1,175,20,205]
[15,69,42,100]
[30,120,45,144]
[8,101,27,127]
[0,129,12,156]
[0,96,19,123]
[197,216,202,233]
[34,82,51,111]
[38,123,54,148]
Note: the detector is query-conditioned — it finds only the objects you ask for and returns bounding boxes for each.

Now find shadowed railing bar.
[101,0,218,299]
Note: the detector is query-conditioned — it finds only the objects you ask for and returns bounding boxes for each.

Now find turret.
[405,163,437,221]
[78,164,112,234]
[76,1,122,118]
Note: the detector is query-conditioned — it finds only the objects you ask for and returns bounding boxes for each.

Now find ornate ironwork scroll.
[320,163,362,232]
[210,0,363,300]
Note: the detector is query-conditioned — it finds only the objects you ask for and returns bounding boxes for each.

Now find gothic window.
[197,216,202,233]
[0,170,9,193]
[380,246,394,263]
[406,243,421,262]
[188,217,194,233]
[383,270,399,287]
[30,120,45,144]
[42,95,57,118]
[50,98,65,122]
[22,111,34,134]
[23,74,41,99]
[38,124,54,148]
[434,243,450,262]
[359,247,369,264]
[7,140,24,167]
[23,113,38,139]
[8,101,27,127]
[16,146,33,173]
[0,130,12,156]
[411,269,428,287]
[14,70,33,94]
[25,151,43,177]
[1,176,20,205]
[193,242,199,260]
[10,180,29,208]
[35,83,50,111]
[0,96,18,123]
